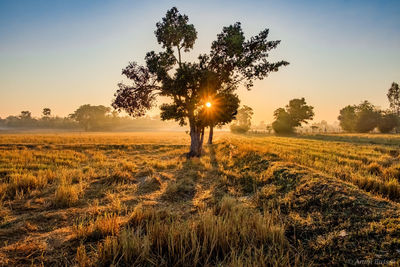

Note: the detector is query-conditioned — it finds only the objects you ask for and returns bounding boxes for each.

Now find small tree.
[112,7,288,157]
[272,98,314,134]
[338,105,357,132]
[230,105,253,133]
[70,104,111,131]
[354,101,380,133]
[387,82,400,115]
[42,108,51,118]
[20,111,32,120]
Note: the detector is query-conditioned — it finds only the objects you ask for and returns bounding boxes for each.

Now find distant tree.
[377,111,399,133]
[338,101,380,133]
[272,98,314,134]
[311,125,319,133]
[112,7,288,157]
[42,108,51,118]
[338,105,357,132]
[354,101,380,133]
[19,111,32,120]
[272,108,293,134]
[387,82,400,115]
[230,105,253,133]
[70,104,111,131]
[320,120,328,132]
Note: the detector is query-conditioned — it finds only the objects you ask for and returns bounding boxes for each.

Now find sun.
[206,102,212,108]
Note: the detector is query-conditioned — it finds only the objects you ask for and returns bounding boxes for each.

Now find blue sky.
[0,0,399,123]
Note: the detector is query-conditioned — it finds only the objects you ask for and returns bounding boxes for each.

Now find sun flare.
[206,102,212,108]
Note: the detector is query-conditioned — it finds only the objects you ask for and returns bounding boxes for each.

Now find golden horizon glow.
[206,102,212,108]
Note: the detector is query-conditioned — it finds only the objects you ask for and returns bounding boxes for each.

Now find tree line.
[338,82,400,133]
[0,105,178,131]
[228,82,400,135]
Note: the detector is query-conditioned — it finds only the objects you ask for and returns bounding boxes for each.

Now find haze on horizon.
[0,0,399,125]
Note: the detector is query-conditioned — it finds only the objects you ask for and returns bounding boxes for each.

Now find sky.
[0,0,399,125]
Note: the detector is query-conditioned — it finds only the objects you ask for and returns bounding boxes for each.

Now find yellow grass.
[0,132,399,266]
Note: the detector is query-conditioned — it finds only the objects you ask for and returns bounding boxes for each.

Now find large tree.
[112,7,288,157]
[272,98,314,134]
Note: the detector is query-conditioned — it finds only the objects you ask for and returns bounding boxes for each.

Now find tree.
[354,101,380,133]
[19,111,32,120]
[377,111,399,133]
[230,105,253,133]
[272,98,314,134]
[387,82,400,115]
[112,7,288,157]
[42,108,51,118]
[70,104,111,131]
[338,105,356,132]
[338,101,380,133]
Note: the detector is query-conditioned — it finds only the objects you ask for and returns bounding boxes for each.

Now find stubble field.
[0,132,400,266]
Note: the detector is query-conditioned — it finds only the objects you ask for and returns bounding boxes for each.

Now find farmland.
[0,132,400,266]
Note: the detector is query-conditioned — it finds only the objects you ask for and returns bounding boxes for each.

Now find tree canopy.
[70,104,111,131]
[338,101,381,133]
[272,98,314,134]
[112,7,288,157]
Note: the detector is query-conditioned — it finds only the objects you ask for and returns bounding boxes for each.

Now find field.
[0,132,400,266]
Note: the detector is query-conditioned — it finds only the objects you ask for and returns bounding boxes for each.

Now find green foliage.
[378,112,399,133]
[338,101,380,133]
[272,108,294,134]
[272,98,314,134]
[112,7,288,156]
[338,105,356,132]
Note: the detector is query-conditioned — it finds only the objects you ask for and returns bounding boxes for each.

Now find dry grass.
[98,197,294,266]
[0,132,400,266]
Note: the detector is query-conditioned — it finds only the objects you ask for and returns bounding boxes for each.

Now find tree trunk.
[208,125,214,144]
[200,127,205,146]
[188,124,203,158]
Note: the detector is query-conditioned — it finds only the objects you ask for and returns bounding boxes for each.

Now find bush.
[272,117,293,134]
[378,113,399,133]
[230,124,250,133]
[338,101,380,133]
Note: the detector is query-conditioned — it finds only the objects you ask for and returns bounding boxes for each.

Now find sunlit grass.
[0,132,399,266]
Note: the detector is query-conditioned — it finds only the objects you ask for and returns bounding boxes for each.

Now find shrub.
[378,112,399,133]
[230,124,250,133]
